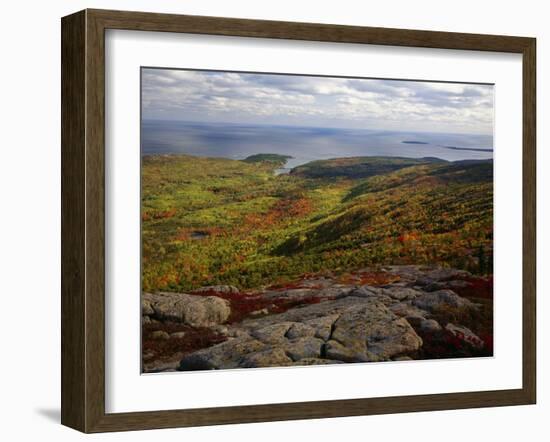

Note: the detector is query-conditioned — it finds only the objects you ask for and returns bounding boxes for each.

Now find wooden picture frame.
[61,8,536,433]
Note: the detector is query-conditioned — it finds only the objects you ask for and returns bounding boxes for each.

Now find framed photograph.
[61,9,536,433]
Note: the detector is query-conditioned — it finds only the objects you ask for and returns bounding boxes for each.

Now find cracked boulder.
[412,290,476,312]
[143,292,231,327]
[178,295,422,370]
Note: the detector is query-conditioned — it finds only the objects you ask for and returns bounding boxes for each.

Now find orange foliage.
[337,271,401,286]
[242,197,312,232]
[397,232,419,243]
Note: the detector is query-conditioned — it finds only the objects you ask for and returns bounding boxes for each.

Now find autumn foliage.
[188,287,329,324]
[141,155,493,293]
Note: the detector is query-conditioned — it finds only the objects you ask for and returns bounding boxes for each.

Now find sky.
[141,68,494,135]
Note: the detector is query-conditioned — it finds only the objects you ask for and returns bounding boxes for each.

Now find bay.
[141,120,493,169]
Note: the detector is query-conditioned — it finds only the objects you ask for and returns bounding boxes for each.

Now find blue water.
[141,120,493,169]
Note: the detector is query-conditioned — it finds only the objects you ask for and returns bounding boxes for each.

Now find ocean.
[141,120,493,170]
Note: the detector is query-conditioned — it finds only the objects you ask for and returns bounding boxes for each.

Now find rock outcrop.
[142,292,231,327]
[178,296,424,370]
[412,290,477,312]
[142,265,492,373]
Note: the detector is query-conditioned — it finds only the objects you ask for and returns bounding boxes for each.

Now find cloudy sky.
[141,68,494,135]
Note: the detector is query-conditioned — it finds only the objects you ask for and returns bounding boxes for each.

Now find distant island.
[401,140,493,153]
[438,145,493,153]
[401,140,429,145]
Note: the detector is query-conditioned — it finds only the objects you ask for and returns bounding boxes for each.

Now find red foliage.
[275,198,313,218]
[266,281,322,291]
[189,288,329,323]
[268,296,325,315]
[397,232,419,244]
[441,330,466,351]
[415,328,493,359]
[453,276,493,300]
[142,322,227,361]
[413,175,441,187]
[477,331,494,354]
[241,197,313,233]
[447,328,484,349]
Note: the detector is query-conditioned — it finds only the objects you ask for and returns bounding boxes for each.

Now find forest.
[141,153,493,293]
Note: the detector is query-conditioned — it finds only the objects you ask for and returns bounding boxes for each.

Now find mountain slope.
[141,155,493,292]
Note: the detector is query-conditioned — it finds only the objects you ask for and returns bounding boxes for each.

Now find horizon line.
[141,118,494,138]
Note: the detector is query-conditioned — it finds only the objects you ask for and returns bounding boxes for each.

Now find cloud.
[141,68,493,134]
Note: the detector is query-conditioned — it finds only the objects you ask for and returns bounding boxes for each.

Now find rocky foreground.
[142,266,493,373]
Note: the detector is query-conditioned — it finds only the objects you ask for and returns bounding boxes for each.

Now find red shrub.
[413,328,493,360]
[266,281,322,291]
[241,197,313,233]
[142,322,227,361]
[453,276,493,300]
[189,288,329,323]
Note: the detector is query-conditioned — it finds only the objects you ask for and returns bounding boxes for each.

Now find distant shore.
[141,120,494,163]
